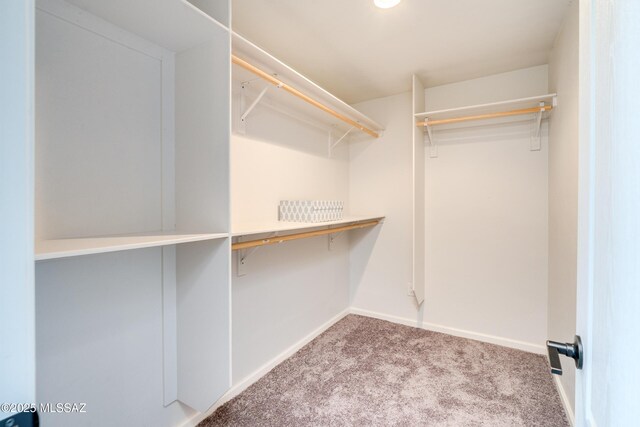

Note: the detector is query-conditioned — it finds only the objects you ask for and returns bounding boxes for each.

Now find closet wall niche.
[229,32,385,228]
[34,0,231,422]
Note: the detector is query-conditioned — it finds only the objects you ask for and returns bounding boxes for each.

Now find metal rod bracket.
[241,86,269,123]
[424,119,438,158]
[328,231,345,251]
[236,233,277,276]
[328,126,355,157]
[530,102,545,151]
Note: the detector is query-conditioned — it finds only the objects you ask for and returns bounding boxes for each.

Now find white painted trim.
[421,321,546,355]
[349,307,546,355]
[180,308,350,427]
[553,375,576,427]
[350,307,422,328]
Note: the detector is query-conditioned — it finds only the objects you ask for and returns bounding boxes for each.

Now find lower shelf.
[233,219,382,250]
[35,231,229,261]
[232,215,385,237]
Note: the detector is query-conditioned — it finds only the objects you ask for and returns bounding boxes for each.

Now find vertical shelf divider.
[412,75,426,305]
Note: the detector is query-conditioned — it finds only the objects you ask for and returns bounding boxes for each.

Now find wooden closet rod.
[416,105,553,127]
[232,220,381,251]
[231,55,379,138]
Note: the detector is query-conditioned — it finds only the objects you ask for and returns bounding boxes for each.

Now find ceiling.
[232,0,572,104]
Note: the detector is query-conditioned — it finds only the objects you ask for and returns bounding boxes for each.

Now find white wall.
[548,0,579,418]
[230,84,351,383]
[0,0,36,409]
[231,134,349,225]
[350,66,550,353]
[424,67,549,351]
[349,92,416,320]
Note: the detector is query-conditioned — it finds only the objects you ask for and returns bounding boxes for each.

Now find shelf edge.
[414,93,558,118]
[35,233,229,261]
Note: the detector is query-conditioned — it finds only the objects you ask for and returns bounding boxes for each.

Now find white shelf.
[415,93,557,120]
[232,32,384,136]
[232,215,385,237]
[50,0,229,53]
[35,231,228,261]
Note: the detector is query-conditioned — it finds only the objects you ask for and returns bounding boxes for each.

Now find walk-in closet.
[5,1,640,426]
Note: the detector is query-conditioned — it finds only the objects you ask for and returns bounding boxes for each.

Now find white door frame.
[575,1,594,425]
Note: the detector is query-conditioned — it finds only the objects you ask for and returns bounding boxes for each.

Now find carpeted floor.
[199,315,569,427]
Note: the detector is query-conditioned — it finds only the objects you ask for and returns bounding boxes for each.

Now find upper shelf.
[415,94,557,128]
[46,0,229,53]
[232,32,384,138]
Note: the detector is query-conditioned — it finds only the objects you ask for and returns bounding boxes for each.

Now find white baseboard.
[553,373,576,426]
[349,307,422,328]
[180,308,350,427]
[349,307,546,355]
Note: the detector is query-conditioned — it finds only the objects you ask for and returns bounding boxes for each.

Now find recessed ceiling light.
[374,0,401,9]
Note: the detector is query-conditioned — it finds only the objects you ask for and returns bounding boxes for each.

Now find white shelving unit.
[232,32,384,148]
[34,0,231,419]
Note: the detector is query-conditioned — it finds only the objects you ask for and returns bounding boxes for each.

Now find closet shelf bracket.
[239,80,284,133]
[240,86,269,123]
[328,231,344,251]
[328,126,355,157]
[329,218,384,250]
[424,119,438,158]
[236,233,277,276]
[530,102,546,151]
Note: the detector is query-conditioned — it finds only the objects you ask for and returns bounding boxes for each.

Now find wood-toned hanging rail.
[416,105,553,127]
[232,220,381,251]
[231,54,380,138]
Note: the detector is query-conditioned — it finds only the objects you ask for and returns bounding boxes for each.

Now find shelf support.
[328,231,345,251]
[240,86,269,123]
[238,80,283,133]
[236,233,277,276]
[424,119,438,158]
[328,126,355,157]
[531,102,546,151]
[237,247,258,277]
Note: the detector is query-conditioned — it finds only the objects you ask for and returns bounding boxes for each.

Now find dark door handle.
[546,335,583,375]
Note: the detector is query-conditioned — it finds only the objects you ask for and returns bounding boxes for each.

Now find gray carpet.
[200,315,569,427]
